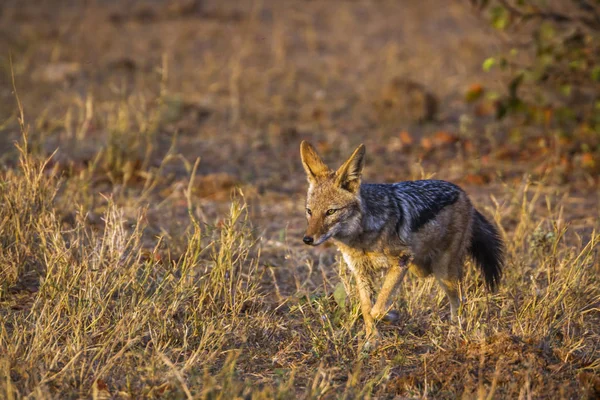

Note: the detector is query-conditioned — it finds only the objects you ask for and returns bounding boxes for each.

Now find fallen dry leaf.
[464,83,484,103]
[464,173,490,185]
[581,152,595,169]
[399,131,413,145]
[474,100,496,116]
[432,131,459,146]
[420,137,433,151]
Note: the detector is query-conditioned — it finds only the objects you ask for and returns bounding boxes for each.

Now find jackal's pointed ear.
[300,141,330,183]
[335,144,365,193]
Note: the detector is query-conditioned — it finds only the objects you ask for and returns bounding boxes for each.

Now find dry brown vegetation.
[1,1,599,398]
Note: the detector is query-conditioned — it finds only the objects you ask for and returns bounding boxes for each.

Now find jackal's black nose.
[303,236,314,245]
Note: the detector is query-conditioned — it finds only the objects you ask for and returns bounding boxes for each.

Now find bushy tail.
[469,209,504,291]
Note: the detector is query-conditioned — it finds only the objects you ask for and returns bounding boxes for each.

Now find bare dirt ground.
[1,0,599,398]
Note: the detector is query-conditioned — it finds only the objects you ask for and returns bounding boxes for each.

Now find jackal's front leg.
[370,254,411,321]
[354,272,377,338]
[342,253,378,340]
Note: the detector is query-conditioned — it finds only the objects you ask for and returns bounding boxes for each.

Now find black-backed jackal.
[300,141,504,338]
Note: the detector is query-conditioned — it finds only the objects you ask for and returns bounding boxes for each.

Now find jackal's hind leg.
[435,277,461,322]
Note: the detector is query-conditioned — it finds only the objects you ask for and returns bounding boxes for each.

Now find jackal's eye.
[326,209,337,216]
[306,208,312,216]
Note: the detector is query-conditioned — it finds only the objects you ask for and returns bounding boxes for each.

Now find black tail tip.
[470,210,504,291]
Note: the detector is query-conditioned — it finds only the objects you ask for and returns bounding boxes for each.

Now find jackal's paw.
[371,309,400,324]
[361,330,380,351]
[382,310,400,324]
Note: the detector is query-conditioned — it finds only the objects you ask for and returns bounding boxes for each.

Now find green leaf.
[490,6,509,30]
[333,282,347,309]
[483,57,496,72]
[539,22,555,42]
[486,90,500,101]
[569,60,585,70]
[538,54,554,68]
[591,66,600,82]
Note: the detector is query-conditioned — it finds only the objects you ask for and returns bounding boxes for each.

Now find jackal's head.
[300,141,365,246]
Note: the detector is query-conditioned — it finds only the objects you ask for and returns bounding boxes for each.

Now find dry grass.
[1,128,598,398]
[1,0,599,398]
